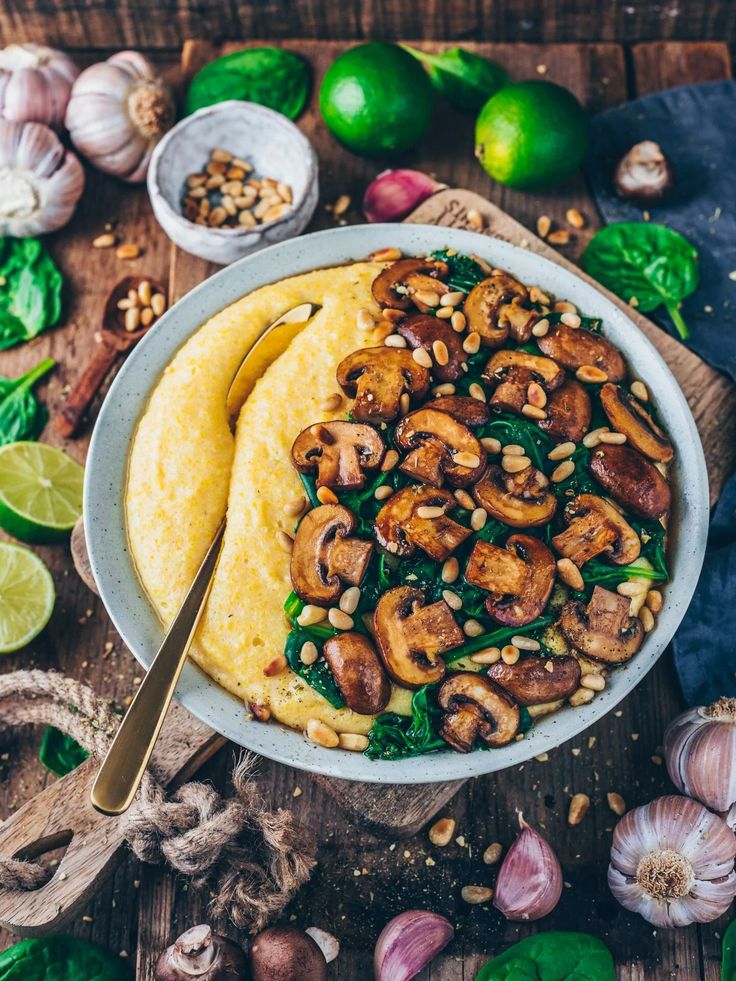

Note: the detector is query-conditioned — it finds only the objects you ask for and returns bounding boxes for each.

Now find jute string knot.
[0,670,316,931]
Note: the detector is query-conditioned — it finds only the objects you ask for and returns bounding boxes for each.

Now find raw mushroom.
[614,141,674,204]
[336,346,429,423]
[371,257,450,311]
[437,672,521,752]
[250,926,327,981]
[464,533,556,627]
[552,493,641,567]
[589,443,671,520]
[429,394,490,428]
[394,407,486,487]
[464,272,539,347]
[537,323,626,383]
[155,924,248,980]
[538,378,592,443]
[473,464,557,528]
[291,420,385,489]
[600,383,674,463]
[290,504,373,605]
[488,654,582,705]
[397,313,468,381]
[484,349,565,416]
[374,485,471,562]
[323,632,391,715]
[373,585,464,688]
[560,585,644,664]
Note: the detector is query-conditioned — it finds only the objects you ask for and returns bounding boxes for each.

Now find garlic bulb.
[0,120,84,236]
[608,795,736,927]
[665,698,736,827]
[493,814,563,921]
[65,51,174,183]
[0,44,79,129]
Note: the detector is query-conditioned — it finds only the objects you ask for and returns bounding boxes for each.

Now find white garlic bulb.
[0,120,84,236]
[65,51,174,183]
[0,43,79,129]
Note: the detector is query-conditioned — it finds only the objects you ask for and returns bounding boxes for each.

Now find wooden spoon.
[55,276,166,439]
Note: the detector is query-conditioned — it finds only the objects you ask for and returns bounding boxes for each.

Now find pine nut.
[554,300,578,314]
[454,489,475,509]
[432,340,449,366]
[451,311,466,332]
[454,451,481,469]
[297,605,327,627]
[581,673,605,691]
[306,719,339,748]
[370,247,402,262]
[140,306,154,328]
[561,311,581,328]
[339,733,369,752]
[117,243,140,260]
[463,331,481,354]
[536,215,551,238]
[466,208,484,230]
[464,619,484,638]
[373,321,394,343]
[599,431,627,445]
[512,635,540,651]
[117,298,134,311]
[646,589,663,613]
[529,286,551,305]
[333,194,351,216]
[462,885,493,905]
[400,392,411,414]
[527,382,547,408]
[124,307,140,332]
[276,530,294,553]
[428,816,456,846]
[471,253,492,274]
[569,687,595,706]
[209,206,228,227]
[483,842,503,865]
[557,558,584,591]
[502,455,531,473]
[501,644,520,664]
[357,308,375,330]
[576,365,608,384]
[469,382,487,402]
[481,436,501,453]
[640,606,655,632]
[607,792,626,816]
[374,485,393,501]
[212,147,233,162]
[503,444,525,455]
[222,195,237,217]
[385,334,407,348]
[443,589,462,611]
[566,208,585,229]
[568,792,590,826]
[440,291,465,307]
[471,507,487,531]
[93,232,116,248]
[548,229,571,245]
[320,392,343,411]
[283,493,307,517]
[532,318,550,337]
[263,654,288,676]
[433,383,456,396]
[436,305,454,320]
[470,647,501,665]
[551,460,575,483]
[317,486,339,505]
[328,608,354,631]
[617,580,648,597]
[137,280,152,305]
[300,641,319,665]
[381,449,399,472]
[631,380,649,401]
[522,403,547,420]
[583,427,610,448]
[187,173,207,187]
[412,347,433,368]
[340,586,361,615]
[414,289,440,308]
[441,557,459,584]
[548,441,576,460]
[248,701,271,722]
[416,505,445,519]
[239,210,257,227]
[127,288,139,304]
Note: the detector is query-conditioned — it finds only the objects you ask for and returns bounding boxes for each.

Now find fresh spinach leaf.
[185,47,311,119]
[0,238,63,350]
[0,357,54,445]
[582,222,698,341]
[431,248,486,293]
[0,935,132,980]
[284,627,345,708]
[404,46,508,112]
[722,919,736,980]
[475,931,615,981]
[365,684,445,759]
[39,725,88,776]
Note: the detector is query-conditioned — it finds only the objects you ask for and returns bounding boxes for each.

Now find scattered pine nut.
[568,792,590,825]
[333,194,351,217]
[462,885,493,905]
[566,208,585,229]
[502,444,525,455]
[416,505,445,519]
[370,246,402,262]
[116,243,141,260]
[263,654,288,677]
[300,641,319,665]
[463,331,481,354]
[527,382,547,408]
[414,289,440,308]
[151,293,167,317]
[471,507,488,531]
[297,605,327,627]
[93,232,117,249]
[140,307,154,328]
[607,792,626,816]
[501,644,520,664]
[583,427,610,448]
[548,229,571,246]
[483,842,503,865]
[548,441,576,460]
[440,291,465,307]
[617,580,648,597]
[561,311,581,328]
[454,451,480,469]
[522,403,546,420]
[339,733,369,752]
[557,557,584,591]
[433,383,456,396]
[320,392,343,411]
[436,305,454,319]
[433,340,449,365]
[381,449,399,471]
[451,311,466,332]
[469,382,487,402]
[443,590,462,611]
[581,673,605,691]
[429,817,456,846]
[463,619,484,638]
[340,586,361,615]
[631,380,649,401]
[442,557,460,584]
[357,308,375,331]
[554,301,578,314]
[470,647,501,665]
[385,334,407,348]
[569,687,595,706]
[599,431,627,445]
[124,307,140,332]
[481,436,501,453]
[454,489,475,509]
[532,318,550,337]
[536,215,551,239]
[502,454,531,473]
[284,494,306,517]
[412,347,433,368]
[512,635,540,651]
[646,589,663,613]
[328,608,354,631]
[576,365,608,384]
[276,530,294,553]
[551,460,575,483]
[466,208,484,230]
[317,486,339,505]
[306,719,339,748]
[640,606,655,632]
[374,484,393,500]
[400,392,411,414]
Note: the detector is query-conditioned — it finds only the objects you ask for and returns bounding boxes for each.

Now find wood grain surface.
[0,39,732,980]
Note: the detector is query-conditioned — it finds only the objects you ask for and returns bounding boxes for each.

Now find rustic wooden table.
[0,39,732,980]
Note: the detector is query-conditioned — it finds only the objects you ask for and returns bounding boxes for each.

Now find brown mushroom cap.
[487,654,582,705]
[291,420,385,489]
[397,314,468,382]
[437,672,520,751]
[473,464,557,528]
[371,258,450,311]
[589,443,671,520]
[465,533,556,627]
[323,632,391,715]
[551,493,640,567]
[336,346,429,423]
[537,323,626,382]
[600,383,674,463]
[373,586,463,688]
[560,585,644,664]
[290,504,373,605]
[464,272,533,347]
[538,378,592,443]
[394,407,486,488]
[250,926,327,981]
[485,350,566,389]
[374,485,471,562]
[429,395,490,428]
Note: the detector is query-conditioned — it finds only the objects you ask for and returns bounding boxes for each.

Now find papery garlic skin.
[0,120,84,236]
[608,795,736,928]
[363,169,445,223]
[493,816,563,921]
[665,698,736,826]
[0,44,79,130]
[374,910,453,981]
[66,51,174,183]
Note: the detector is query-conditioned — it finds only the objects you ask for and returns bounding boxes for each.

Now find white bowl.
[147,100,319,265]
[85,224,709,784]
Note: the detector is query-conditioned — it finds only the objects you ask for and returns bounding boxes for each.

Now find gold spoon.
[91,301,321,816]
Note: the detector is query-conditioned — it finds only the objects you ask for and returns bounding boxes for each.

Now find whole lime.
[320,42,434,156]
[475,81,589,189]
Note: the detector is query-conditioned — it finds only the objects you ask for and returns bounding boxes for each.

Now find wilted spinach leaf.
[0,238,63,350]
[39,725,88,776]
[404,45,508,112]
[0,357,54,445]
[475,931,615,980]
[365,684,445,759]
[284,627,344,708]
[432,248,486,293]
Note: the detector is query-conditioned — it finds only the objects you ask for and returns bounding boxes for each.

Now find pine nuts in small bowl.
[148,101,319,265]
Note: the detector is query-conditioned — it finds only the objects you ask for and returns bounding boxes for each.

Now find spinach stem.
[18,357,55,391]
[666,302,690,341]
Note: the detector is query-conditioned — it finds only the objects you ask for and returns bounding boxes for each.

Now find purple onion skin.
[373,910,454,981]
[363,169,443,223]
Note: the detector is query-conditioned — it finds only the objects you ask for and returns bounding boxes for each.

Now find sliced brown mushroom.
[465,533,556,627]
[560,585,644,664]
[437,673,520,751]
[372,258,450,311]
[484,349,565,416]
[589,443,671,520]
[536,323,626,382]
[291,420,385,489]
[429,395,490,428]
[473,464,557,528]
[374,485,471,562]
[464,272,538,347]
[336,347,430,423]
[394,408,486,488]
[290,504,373,605]
[600,383,674,463]
[551,493,640,567]
[487,654,581,705]
[322,632,391,715]
[397,314,467,382]
[373,586,463,688]
[538,378,592,443]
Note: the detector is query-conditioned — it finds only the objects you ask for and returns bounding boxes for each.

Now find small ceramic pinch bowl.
[147,100,319,265]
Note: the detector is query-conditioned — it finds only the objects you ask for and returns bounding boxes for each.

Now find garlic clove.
[0,44,79,130]
[363,169,445,223]
[665,697,736,821]
[493,814,563,921]
[373,909,454,981]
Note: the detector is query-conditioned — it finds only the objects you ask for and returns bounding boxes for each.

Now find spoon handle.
[91,521,225,816]
[55,336,123,438]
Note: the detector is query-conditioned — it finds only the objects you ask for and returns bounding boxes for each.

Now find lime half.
[0,442,84,544]
[0,542,55,652]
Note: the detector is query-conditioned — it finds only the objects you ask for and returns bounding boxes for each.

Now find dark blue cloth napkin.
[585,81,736,706]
